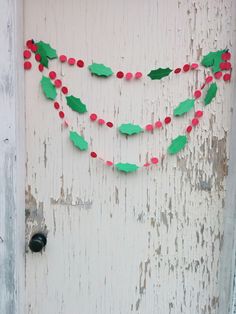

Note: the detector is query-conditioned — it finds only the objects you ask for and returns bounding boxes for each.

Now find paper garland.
[25,39,232,174]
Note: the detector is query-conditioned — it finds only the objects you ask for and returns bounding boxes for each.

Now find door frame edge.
[0,0,25,313]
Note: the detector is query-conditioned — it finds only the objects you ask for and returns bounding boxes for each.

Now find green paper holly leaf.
[201,50,226,73]
[147,68,172,80]
[66,95,87,113]
[36,41,58,68]
[174,98,195,116]
[40,75,57,100]
[167,135,187,155]
[69,131,88,151]
[115,163,139,173]
[88,63,113,77]
[119,123,143,136]
[204,83,217,105]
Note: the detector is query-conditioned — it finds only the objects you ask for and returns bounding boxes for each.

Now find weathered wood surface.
[24,0,236,313]
[0,1,25,314]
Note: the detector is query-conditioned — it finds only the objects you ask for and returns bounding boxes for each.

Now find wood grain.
[24,0,236,313]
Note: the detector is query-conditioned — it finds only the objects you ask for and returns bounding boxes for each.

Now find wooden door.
[24,0,236,313]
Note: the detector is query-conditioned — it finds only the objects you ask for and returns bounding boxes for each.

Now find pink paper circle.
[125,72,133,80]
[151,157,158,164]
[98,118,105,125]
[155,121,163,129]
[145,124,154,132]
[135,72,142,79]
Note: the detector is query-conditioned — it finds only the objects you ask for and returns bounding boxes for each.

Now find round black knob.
[29,233,47,253]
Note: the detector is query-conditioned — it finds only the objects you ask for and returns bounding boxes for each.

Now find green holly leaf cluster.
[36,41,58,68]
[201,50,226,73]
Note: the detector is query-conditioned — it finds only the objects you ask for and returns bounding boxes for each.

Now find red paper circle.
[77,59,84,68]
[38,64,44,72]
[192,118,199,126]
[59,55,67,63]
[116,71,124,79]
[61,86,68,94]
[195,110,203,118]
[164,116,171,124]
[24,50,31,59]
[220,62,227,70]
[90,113,97,121]
[35,54,41,62]
[68,58,76,65]
[183,64,190,72]
[49,71,57,80]
[214,71,222,79]
[31,44,37,52]
[59,111,65,119]
[24,61,32,70]
[205,76,213,83]
[194,90,202,99]
[174,68,181,74]
[223,73,231,81]
[186,125,192,133]
[54,79,62,88]
[191,63,198,69]
[26,39,33,49]
[90,152,97,158]
[221,52,231,61]
[225,62,232,70]
[54,102,60,110]
[106,122,113,128]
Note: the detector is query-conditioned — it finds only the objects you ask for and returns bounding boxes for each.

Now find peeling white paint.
[24,0,236,313]
[0,1,24,314]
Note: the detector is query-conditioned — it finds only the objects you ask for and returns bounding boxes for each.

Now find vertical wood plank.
[0,0,25,313]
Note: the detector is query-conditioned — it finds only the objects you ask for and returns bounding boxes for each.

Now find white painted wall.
[0,1,25,314]
[24,0,236,313]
